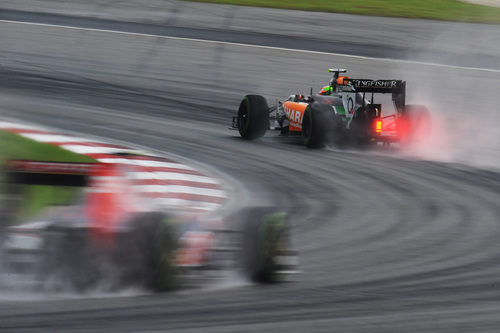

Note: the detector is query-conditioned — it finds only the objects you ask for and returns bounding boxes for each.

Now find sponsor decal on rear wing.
[345,79,406,94]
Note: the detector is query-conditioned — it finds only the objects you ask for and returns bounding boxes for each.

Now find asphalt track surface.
[1,3,500,332]
[2,0,500,69]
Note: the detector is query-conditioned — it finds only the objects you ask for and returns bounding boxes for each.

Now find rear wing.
[4,160,101,187]
[344,79,405,94]
[342,79,406,113]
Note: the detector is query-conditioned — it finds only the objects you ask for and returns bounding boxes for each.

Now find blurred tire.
[241,207,289,283]
[127,212,179,292]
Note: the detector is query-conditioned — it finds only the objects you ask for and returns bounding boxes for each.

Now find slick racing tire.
[237,95,269,140]
[350,106,376,146]
[302,102,335,148]
[399,105,431,144]
[127,212,179,292]
[241,207,289,283]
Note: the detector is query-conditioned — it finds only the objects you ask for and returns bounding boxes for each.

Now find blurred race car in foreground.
[0,160,297,292]
[232,68,430,148]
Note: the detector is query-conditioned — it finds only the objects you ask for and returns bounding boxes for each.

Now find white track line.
[20,133,102,143]
[128,172,219,184]
[0,121,45,130]
[133,185,226,197]
[154,199,221,211]
[60,144,138,155]
[1,19,499,73]
[97,158,196,170]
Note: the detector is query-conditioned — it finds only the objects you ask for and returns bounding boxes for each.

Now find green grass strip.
[0,129,96,223]
[184,0,500,24]
[0,130,95,164]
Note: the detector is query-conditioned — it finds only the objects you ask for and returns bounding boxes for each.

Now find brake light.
[375,120,382,133]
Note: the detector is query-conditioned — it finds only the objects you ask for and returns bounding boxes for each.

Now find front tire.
[241,208,289,283]
[123,212,179,292]
[237,95,269,140]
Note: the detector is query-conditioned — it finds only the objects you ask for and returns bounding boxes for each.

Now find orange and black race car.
[232,68,430,148]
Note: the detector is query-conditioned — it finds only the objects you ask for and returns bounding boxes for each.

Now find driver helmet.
[319,85,333,95]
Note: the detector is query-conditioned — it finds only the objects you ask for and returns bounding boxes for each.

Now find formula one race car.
[232,68,430,148]
[0,160,297,292]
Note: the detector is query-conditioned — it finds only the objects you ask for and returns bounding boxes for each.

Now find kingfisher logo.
[350,79,399,89]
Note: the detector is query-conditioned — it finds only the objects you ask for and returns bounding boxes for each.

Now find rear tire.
[237,95,269,140]
[301,103,336,148]
[350,106,374,145]
[126,212,179,292]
